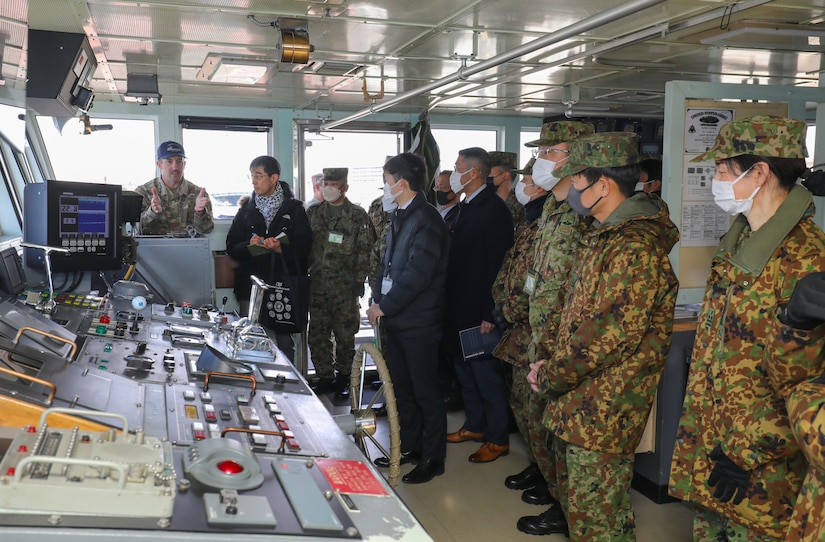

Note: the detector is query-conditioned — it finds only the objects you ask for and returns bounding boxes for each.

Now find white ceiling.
[3,0,825,120]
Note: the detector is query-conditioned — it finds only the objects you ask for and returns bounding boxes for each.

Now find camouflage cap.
[553,132,640,179]
[489,151,518,170]
[691,115,808,162]
[525,121,595,148]
[513,157,536,175]
[323,168,349,182]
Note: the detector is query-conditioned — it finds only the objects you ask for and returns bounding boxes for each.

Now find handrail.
[0,366,57,404]
[14,326,77,360]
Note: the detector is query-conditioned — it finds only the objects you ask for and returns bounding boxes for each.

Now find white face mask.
[711,166,759,216]
[322,185,343,203]
[449,168,474,193]
[514,180,533,206]
[531,156,565,191]
[382,180,401,212]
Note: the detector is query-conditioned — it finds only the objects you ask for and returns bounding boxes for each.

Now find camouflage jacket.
[670,186,825,538]
[505,190,525,227]
[537,194,679,455]
[134,177,214,235]
[527,194,592,364]
[491,196,545,368]
[367,196,390,292]
[786,379,825,542]
[307,198,375,300]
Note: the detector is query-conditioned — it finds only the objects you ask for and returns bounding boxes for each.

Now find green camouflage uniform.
[491,194,545,461]
[787,379,825,542]
[367,195,390,291]
[669,116,825,540]
[538,132,680,541]
[307,197,375,379]
[504,191,524,226]
[490,151,525,226]
[134,177,214,235]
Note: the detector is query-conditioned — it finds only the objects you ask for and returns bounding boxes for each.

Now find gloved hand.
[491,301,512,331]
[707,445,750,505]
[781,272,825,330]
[802,168,825,196]
[352,281,365,298]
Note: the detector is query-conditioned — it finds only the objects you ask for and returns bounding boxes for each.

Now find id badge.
[524,270,539,295]
[328,232,344,244]
[381,277,393,295]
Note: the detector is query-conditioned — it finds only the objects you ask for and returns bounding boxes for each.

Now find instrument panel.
[0,294,429,542]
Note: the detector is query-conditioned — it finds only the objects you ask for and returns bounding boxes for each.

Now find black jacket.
[225,182,312,300]
[375,193,449,333]
[444,185,514,343]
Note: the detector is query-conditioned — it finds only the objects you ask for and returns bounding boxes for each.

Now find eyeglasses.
[247,172,270,181]
[531,147,570,158]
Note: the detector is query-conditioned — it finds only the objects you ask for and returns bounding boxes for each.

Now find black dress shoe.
[374,451,419,468]
[505,463,542,490]
[401,459,444,484]
[522,482,556,506]
[517,505,569,536]
[310,377,335,394]
[333,374,351,402]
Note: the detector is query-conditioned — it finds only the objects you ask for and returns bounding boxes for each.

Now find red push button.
[217,460,244,474]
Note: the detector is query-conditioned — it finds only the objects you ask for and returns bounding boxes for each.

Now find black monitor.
[24,180,123,272]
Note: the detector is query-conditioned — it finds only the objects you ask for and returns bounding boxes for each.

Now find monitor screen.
[24,180,123,272]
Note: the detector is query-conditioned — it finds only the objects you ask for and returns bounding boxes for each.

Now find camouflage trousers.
[511,366,556,498]
[552,437,636,541]
[308,294,360,379]
[693,506,782,542]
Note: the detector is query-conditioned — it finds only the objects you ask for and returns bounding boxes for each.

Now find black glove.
[352,281,365,298]
[491,301,512,332]
[707,445,750,505]
[781,272,825,330]
[802,169,825,197]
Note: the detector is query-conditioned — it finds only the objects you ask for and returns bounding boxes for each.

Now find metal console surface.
[0,299,431,542]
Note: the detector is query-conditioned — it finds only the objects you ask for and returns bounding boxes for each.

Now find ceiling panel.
[10,0,825,119]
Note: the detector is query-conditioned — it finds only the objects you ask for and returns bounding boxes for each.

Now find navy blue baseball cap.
[157,140,186,159]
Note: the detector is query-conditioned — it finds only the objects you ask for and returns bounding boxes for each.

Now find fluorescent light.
[197,54,271,85]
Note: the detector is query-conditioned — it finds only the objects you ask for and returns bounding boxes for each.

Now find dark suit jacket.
[444,185,514,347]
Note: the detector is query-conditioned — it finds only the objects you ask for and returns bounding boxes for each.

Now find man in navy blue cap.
[135,140,214,235]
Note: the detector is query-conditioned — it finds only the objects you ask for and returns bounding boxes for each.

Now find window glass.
[182,128,268,219]
[303,131,401,211]
[431,128,497,174]
[520,129,541,170]
[0,104,25,151]
[35,116,155,188]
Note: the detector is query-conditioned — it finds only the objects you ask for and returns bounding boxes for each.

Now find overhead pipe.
[321,0,666,130]
[427,0,774,112]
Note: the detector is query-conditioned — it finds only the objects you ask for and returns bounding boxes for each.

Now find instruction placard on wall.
[684,108,734,154]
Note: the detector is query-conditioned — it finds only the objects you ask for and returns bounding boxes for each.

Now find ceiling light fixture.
[196,54,271,85]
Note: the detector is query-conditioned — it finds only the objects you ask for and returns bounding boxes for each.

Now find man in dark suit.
[367,153,450,484]
[444,147,514,463]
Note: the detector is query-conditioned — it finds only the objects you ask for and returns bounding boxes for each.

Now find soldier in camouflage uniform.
[528,132,680,540]
[307,168,375,402]
[489,158,548,499]
[135,140,214,235]
[782,272,825,542]
[506,122,594,534]
[368,194,390,294]
[489,151,524,226]
[669,116,825,541]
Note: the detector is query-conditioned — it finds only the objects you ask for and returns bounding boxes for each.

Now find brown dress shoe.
[469,442,510,463]
[446,428,485,443]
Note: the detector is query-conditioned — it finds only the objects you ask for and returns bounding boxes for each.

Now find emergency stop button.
[217,460,244,475]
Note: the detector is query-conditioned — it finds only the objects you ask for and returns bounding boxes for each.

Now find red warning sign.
[314,459,389,496]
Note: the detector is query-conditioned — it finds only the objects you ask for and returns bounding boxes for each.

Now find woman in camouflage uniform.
[669,116,825,541]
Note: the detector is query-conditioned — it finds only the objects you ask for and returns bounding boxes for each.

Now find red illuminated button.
[17,445,27,452]
[286,439,301,451]
[277,420,289,431]
[217,460,244,475]
[6,467,14,476]
[26,426,36,433]
[100,315,111,324]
